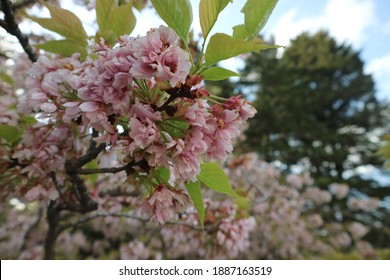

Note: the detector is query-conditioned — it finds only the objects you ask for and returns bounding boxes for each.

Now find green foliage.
[202,66,239,81]
[199,0,231,40]
[185,180,205,227]
[377,249,390,260]
[158,118,190,139]
[198,162,238,197]
[323,251,365,260]
[0,73,13,85]
[96,0,136,45]
[0,125,21,146]
[205,33,277,67]
[26,1,88,57]
[153,167,171,184]
[35,40,87,59]
[96,0,117,31]
[27,2,88,41]
[377,135,390,168]
[133,0,148,11]
[237,0,278,41]
[151,0,193,44]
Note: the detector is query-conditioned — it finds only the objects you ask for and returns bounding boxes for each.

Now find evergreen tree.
[240,31,388,186]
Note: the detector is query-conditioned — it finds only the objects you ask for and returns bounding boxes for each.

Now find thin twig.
[0,0,37,62]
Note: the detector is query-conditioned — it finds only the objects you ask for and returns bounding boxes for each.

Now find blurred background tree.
[239,31,388,187]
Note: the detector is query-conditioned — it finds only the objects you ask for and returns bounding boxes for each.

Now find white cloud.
[366,53,390,100]
[269,0,375,48]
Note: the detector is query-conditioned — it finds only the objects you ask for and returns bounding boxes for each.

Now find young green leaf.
[19,115,38,125]
[150,0,193,44]
[104,1,136,43]
[202,66,239,81]
[96,0,117,31]
[185,180,205,228]
[35,40,87,59]
[241,0,278,40]
[133,0,148,11]
[232,24,247,39]
[27,2,88,42]
[205,33,279,66]
[198,162,238,197]
[153,167,171,184]
[199,0,231,40]
[0,73,13,85]
[159,119,189,139]
[0,125,21,144]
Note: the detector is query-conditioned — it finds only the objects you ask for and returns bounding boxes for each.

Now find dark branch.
[76,160,140,175]
[76,142,106,167]
[12,0,37,11]
[0,0,37,62]
[157,85,195,112]
[0,18,7,29]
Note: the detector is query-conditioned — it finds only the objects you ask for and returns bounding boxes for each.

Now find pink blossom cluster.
[140,184,190,224]
[329,183,349,199]
[158,199,257,259]
[11,124,80,201]
[18,25,256,190]
[224,153,376,259]
[347,197,380,212]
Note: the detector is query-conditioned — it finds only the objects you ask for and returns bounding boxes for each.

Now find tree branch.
[76,160,141,175]
[157,85,195,112]
[0,0,37,62]
[59,212,208,233]
[12,0,37,11]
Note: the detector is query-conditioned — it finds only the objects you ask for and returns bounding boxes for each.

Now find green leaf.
[96,0,117,32]
[0,125,21,145]
[205,33,279,66]
[198,162,238,197]
[154,167,171,184]
[185,180,205,228]
[35,40,87,59]
[0,73,13,85]
[27,2,88,42]
[232,24,247,39]
[199,0,231,40]
[202,66,239,81]
[241,0,278,40]
[159,118,190,139]
[133,0,148,11]
[105,1,136,43]
[151,0,193,44]
[235,195,250,210]
[19,115,38,125]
